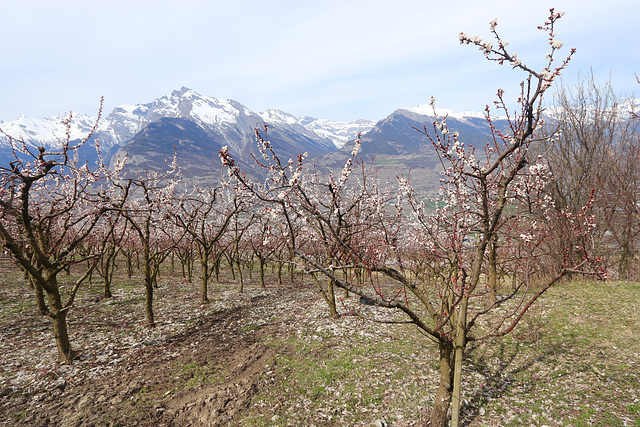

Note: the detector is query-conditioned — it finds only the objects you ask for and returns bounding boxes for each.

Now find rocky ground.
[0,278,315,426]
[0,268,424,426]
[1,263,639,426]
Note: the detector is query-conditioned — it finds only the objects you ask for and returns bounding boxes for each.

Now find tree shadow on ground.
[459,337,566,426]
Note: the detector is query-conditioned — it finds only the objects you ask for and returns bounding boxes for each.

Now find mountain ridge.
[0,87,372,155]
[0,87,511,190]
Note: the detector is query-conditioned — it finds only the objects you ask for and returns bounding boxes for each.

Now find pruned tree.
[227,208,256,293]
[246,209,288,288]
[111,155,184,326]
[170,180,244,303]
[0,101,126,362]
[221,10,603,426]
[91,208,128,298]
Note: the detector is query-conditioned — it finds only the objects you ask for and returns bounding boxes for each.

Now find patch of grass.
[460,280,640,425]
[244,317,435,425]
[242,323,260,332]
[629,403,640,414]
[173,360,226,389]
[242,280,640,425]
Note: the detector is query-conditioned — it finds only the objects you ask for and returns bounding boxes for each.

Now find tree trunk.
[277,262,284,285]
[487,238,498,307]
[145,279,155,326]
[144,251,155,326]
[430,340,454,427]
[327,277,338,318]
[200,257,210,304]
[619,241,631,280]
[103,254,113,298]
[31,275,49,315]
[104,278,113,298]
[238,265,244,293]
[451,296,469,427]
[152,264,161,288]
[227,253,236,280]
[259,257,266,289]
[238,260,244,288]
[214,257,221,282]
[125,252,134,279]
[343,268,350,298]
[45,278,74,363]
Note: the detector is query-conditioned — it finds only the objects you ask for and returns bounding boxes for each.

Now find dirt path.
[9,286,310,426]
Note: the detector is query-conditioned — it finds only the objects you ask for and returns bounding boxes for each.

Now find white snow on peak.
[91,87,259,150]
[545,97,640,120]
[0,112,98,146]
[260,109,299,126]
[299,116,375,148]
[406,104,489,120]
[190,97,239,124]
[134,87,244,126]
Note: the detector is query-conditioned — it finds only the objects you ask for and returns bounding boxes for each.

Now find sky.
[1,0,638,122]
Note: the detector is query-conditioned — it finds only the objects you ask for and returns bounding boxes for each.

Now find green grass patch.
[239,280,640,425]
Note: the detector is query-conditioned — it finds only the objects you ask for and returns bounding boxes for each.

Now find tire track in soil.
[17,286,308,426]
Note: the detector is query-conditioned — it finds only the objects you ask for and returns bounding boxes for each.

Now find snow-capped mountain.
[103,88,342,178]
[544,97,640,121]
[346,105,510,157]
[0,89,376,159]
[404,104,506,121]
[99,87,285,158]
[314,104,512,194]
[0,88,343,174]
[0,112,99,148]
[0,87,516,185]
[299,116,375,148]
[259,109,336,152]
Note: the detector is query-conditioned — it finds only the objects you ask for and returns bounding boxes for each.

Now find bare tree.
[91,208,127,298]
[246,210,288,288]
[539,74,640,279]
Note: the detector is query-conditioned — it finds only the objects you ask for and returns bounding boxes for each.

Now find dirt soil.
[4,287,308,426]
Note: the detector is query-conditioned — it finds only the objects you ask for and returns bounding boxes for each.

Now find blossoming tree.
[110,155,184,326]
[222,10,603,426]
[169,180,245,303]
[0,101,126,362]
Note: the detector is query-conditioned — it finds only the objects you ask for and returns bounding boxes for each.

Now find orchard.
[1,9,638,426]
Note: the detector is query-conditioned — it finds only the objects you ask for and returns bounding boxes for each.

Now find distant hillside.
[315,106,509,194]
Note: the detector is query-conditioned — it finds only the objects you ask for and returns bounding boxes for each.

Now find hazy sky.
[1,0,638,122]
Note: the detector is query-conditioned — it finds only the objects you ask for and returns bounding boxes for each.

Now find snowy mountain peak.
[544,97,640,120]
[299,116,375,148]
[143,87,245,125]
[92,87,267,155]
[171,86,195,98]
[259,109,299,126]
[0,111,98,147]
[405,104,491,120]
